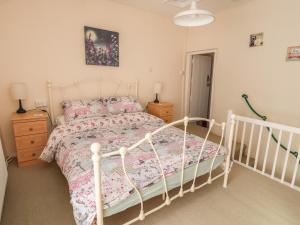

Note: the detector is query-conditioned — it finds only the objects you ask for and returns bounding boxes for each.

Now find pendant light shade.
[174,1,214,27]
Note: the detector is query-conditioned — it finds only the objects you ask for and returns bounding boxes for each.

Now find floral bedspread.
[40,112,225,225]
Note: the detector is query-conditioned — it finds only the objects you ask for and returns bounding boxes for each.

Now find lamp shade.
[11,82,28,100]
[174,9,214,27]
[154,82,162,94]
[174,1,214,27]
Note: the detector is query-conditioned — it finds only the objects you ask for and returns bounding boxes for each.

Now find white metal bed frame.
[47,79,300,224]
[91,111,236,225]
[47,78,237,224]
[47,78,139,125]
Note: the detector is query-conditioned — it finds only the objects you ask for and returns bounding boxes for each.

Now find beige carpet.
[1,161,300,225]
[176,123,221,144]
[1,124,300,225]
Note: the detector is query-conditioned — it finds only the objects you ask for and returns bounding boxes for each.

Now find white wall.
[1,0,299,167]
[0,0,186,155]
[186,0,300,183]
[186,0,300,127]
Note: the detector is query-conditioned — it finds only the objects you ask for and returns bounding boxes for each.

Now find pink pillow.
[62,99,109,122]
[106,96,143,114]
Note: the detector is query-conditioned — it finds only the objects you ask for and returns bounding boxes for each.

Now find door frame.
[183,49,218,119]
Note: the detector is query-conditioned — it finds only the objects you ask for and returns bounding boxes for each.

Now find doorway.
[184,50,216,128]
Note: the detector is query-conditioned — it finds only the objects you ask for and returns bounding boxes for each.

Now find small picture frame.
[249,33,264,47]
[286,46,300,61]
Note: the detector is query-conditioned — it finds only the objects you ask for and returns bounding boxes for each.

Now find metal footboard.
[91,113,235,225]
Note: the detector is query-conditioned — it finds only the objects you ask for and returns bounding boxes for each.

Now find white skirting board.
[0,138,8,221]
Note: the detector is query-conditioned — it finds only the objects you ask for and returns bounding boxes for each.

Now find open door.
[188,53,214,127]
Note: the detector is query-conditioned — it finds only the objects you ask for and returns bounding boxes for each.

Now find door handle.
[206,74,211,86]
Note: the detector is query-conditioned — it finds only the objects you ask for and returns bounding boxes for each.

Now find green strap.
[242,94,298,158]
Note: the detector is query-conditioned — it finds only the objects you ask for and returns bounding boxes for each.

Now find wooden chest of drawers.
[147,102,174,123]
[12,111,48,167]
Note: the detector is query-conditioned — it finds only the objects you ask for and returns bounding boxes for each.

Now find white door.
[189,55,212,118]
[0,138,7,220]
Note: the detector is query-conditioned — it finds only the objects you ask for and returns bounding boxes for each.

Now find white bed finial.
[183,116,189,126]
[145,133,152,140]
[119,147,127,159]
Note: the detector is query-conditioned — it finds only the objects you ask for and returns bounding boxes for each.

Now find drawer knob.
[29,128,34,131]
[32,153,36,157]
[30,140,35,144]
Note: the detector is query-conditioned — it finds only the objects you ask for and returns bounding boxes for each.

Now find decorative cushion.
[62,99,109,122]
[106,96,143,114]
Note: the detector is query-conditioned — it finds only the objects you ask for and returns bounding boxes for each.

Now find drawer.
[148,106,173,116]
[17,147,43,162]
[15,133,48,150]
[161,116,173,123]
[158,107,173,116]
[13,120,47,137]
[148,108,160,117]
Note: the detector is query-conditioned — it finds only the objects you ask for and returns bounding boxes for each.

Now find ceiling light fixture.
[174,1,214,27]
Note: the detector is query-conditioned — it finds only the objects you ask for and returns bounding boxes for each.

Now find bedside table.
[12,111,48,167]
[147,102,173,123]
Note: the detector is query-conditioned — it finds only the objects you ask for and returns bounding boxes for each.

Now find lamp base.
[16,108,26,114]
[16,99,27,114]
[154,94,160,103]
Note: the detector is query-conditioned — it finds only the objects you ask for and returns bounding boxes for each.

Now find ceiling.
[110,0,251,17]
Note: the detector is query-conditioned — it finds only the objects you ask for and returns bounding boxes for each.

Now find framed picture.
[84,26,119,67]
[249,33,264,47]
[287,46,300,61]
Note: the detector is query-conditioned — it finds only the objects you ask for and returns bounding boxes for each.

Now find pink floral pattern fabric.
[62,99,109,122]
[106,96,143,114]
[40,112,225,225]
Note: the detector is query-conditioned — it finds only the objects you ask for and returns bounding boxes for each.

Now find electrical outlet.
[34,100,47,109]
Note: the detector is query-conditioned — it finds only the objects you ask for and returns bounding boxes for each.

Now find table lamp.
[11,82,28,113]
[154,82,162,103]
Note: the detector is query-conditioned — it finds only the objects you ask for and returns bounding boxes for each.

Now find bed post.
[135,80,139,100]
[223,110,235,188]
[47,81,55,126]
[91,143,104,225]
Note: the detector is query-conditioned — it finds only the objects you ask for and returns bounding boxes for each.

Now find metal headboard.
[47,78,139,125]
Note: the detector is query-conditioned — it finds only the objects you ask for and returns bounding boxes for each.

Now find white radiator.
[0,138,7,221]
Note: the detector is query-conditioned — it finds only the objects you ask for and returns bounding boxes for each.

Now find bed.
[41,79,234,225]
